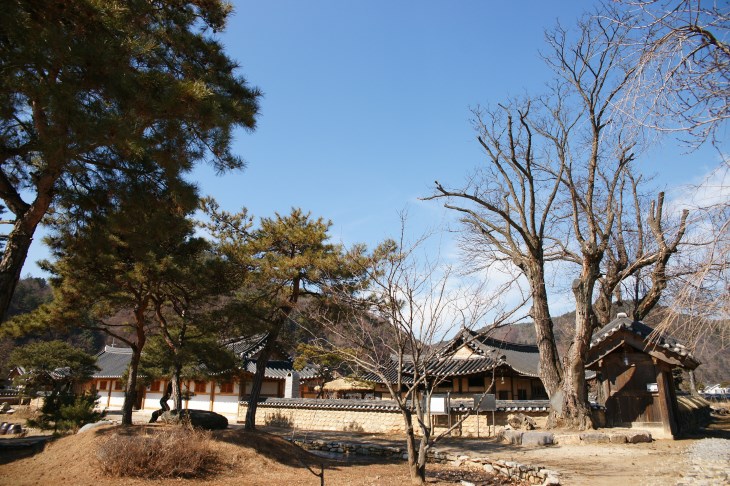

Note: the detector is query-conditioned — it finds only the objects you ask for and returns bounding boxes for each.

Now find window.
[194,381,207,393]
[468,376,484,389]
[98,380,108,391]
[498,390,509,400]
[531,383,548,399]
[114,381,124,391]
[517,389,527,400]
[435,379,453,390]
[219,382,234,394]
[150,380,162,392]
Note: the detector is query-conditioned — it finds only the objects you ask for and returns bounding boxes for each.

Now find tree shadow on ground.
[679,413,730,440]
[0,436,52,465]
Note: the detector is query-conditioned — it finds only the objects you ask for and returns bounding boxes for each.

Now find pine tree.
[0,0,260,322]
[204,203,370,429]
[40,178,205,425]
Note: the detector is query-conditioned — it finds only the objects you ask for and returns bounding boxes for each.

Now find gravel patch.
[677,438,730,485]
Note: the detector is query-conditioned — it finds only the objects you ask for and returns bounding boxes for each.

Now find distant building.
[83,334,319,420]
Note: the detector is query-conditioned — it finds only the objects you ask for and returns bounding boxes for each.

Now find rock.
[542,473,561,485]
[552,433,581,445]
[78,420,114,433]
[625,431,652,443]
[507,412,537,430]
[522,431,555,446]
[162,409,228,430]
[0,402,10,413]
[579,432,610,444]
[501,429,524,445]
[608,433,628,443]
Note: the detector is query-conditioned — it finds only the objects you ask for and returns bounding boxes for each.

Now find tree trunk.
[402,409,426,485]
[548,271,596,430]
[244,323,282,431]
[528,265,563,398]
[0,220,39,321]
[688,370,699,396]
[122,347,141,426]
[171,362,183,411]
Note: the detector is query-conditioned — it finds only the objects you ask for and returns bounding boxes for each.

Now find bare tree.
[423,99,566,400]
[303,225,515,485]
[429,11,690,429]
[608,0,730,146]
[594,172,689,326]
[653,161,729,352]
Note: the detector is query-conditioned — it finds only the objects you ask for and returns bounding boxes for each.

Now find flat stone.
[579,432,610,444]
[625,431,652,443]
[552,433,581,445]
[501,429,524,445]
[522,432,554,446]
[608,433,628,443]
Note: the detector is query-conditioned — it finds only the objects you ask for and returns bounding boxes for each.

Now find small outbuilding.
[587,314,699,439]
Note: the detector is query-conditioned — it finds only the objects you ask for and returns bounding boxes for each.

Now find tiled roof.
[252,397,564,413]
[224,333,270,358]
[94,345,134,378]
[254,397,404,412]
[242,359,319,380]
[92,338,320,381]
[589,316,699,369]
[454,329,541,377]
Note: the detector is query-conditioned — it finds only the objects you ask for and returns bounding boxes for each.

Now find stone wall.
[240,402,406,434]
[238,398,549,436]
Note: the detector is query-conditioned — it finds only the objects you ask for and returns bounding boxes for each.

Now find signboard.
[428,394,450,415]
[473,393,496,412]
[646,383,658,393]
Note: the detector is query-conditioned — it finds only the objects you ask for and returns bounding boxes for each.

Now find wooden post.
[209,381,216,412]
[653,358,676,438]
[106,383,112,408]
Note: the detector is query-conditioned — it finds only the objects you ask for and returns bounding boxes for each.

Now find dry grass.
[96,425,219,479]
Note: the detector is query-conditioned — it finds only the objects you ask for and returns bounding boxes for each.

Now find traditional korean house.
[85,334,319,418]
[365,328,548,401]
[224,333,319,400]
[586,314,700,439]
[430,328,548,400]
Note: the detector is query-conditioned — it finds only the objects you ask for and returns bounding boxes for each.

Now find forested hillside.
[0,277,105,382]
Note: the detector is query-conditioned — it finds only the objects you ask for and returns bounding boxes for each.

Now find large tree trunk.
[122,347,141,426]
[528,264,563,398]
[548,269,597,430]
[0,215,46,320]
[244,323,283,431]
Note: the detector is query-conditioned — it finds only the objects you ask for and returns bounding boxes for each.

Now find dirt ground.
[0,413,728,486]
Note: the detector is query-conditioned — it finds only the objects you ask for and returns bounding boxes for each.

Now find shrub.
[343,421,364,433]
[96,426,219,479]
[28,391,104,432]
[264,410,292,428]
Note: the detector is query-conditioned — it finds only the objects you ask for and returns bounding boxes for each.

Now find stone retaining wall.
[288,437,560,485]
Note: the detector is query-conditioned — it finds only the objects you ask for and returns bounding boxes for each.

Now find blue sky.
[22,1,725,316]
